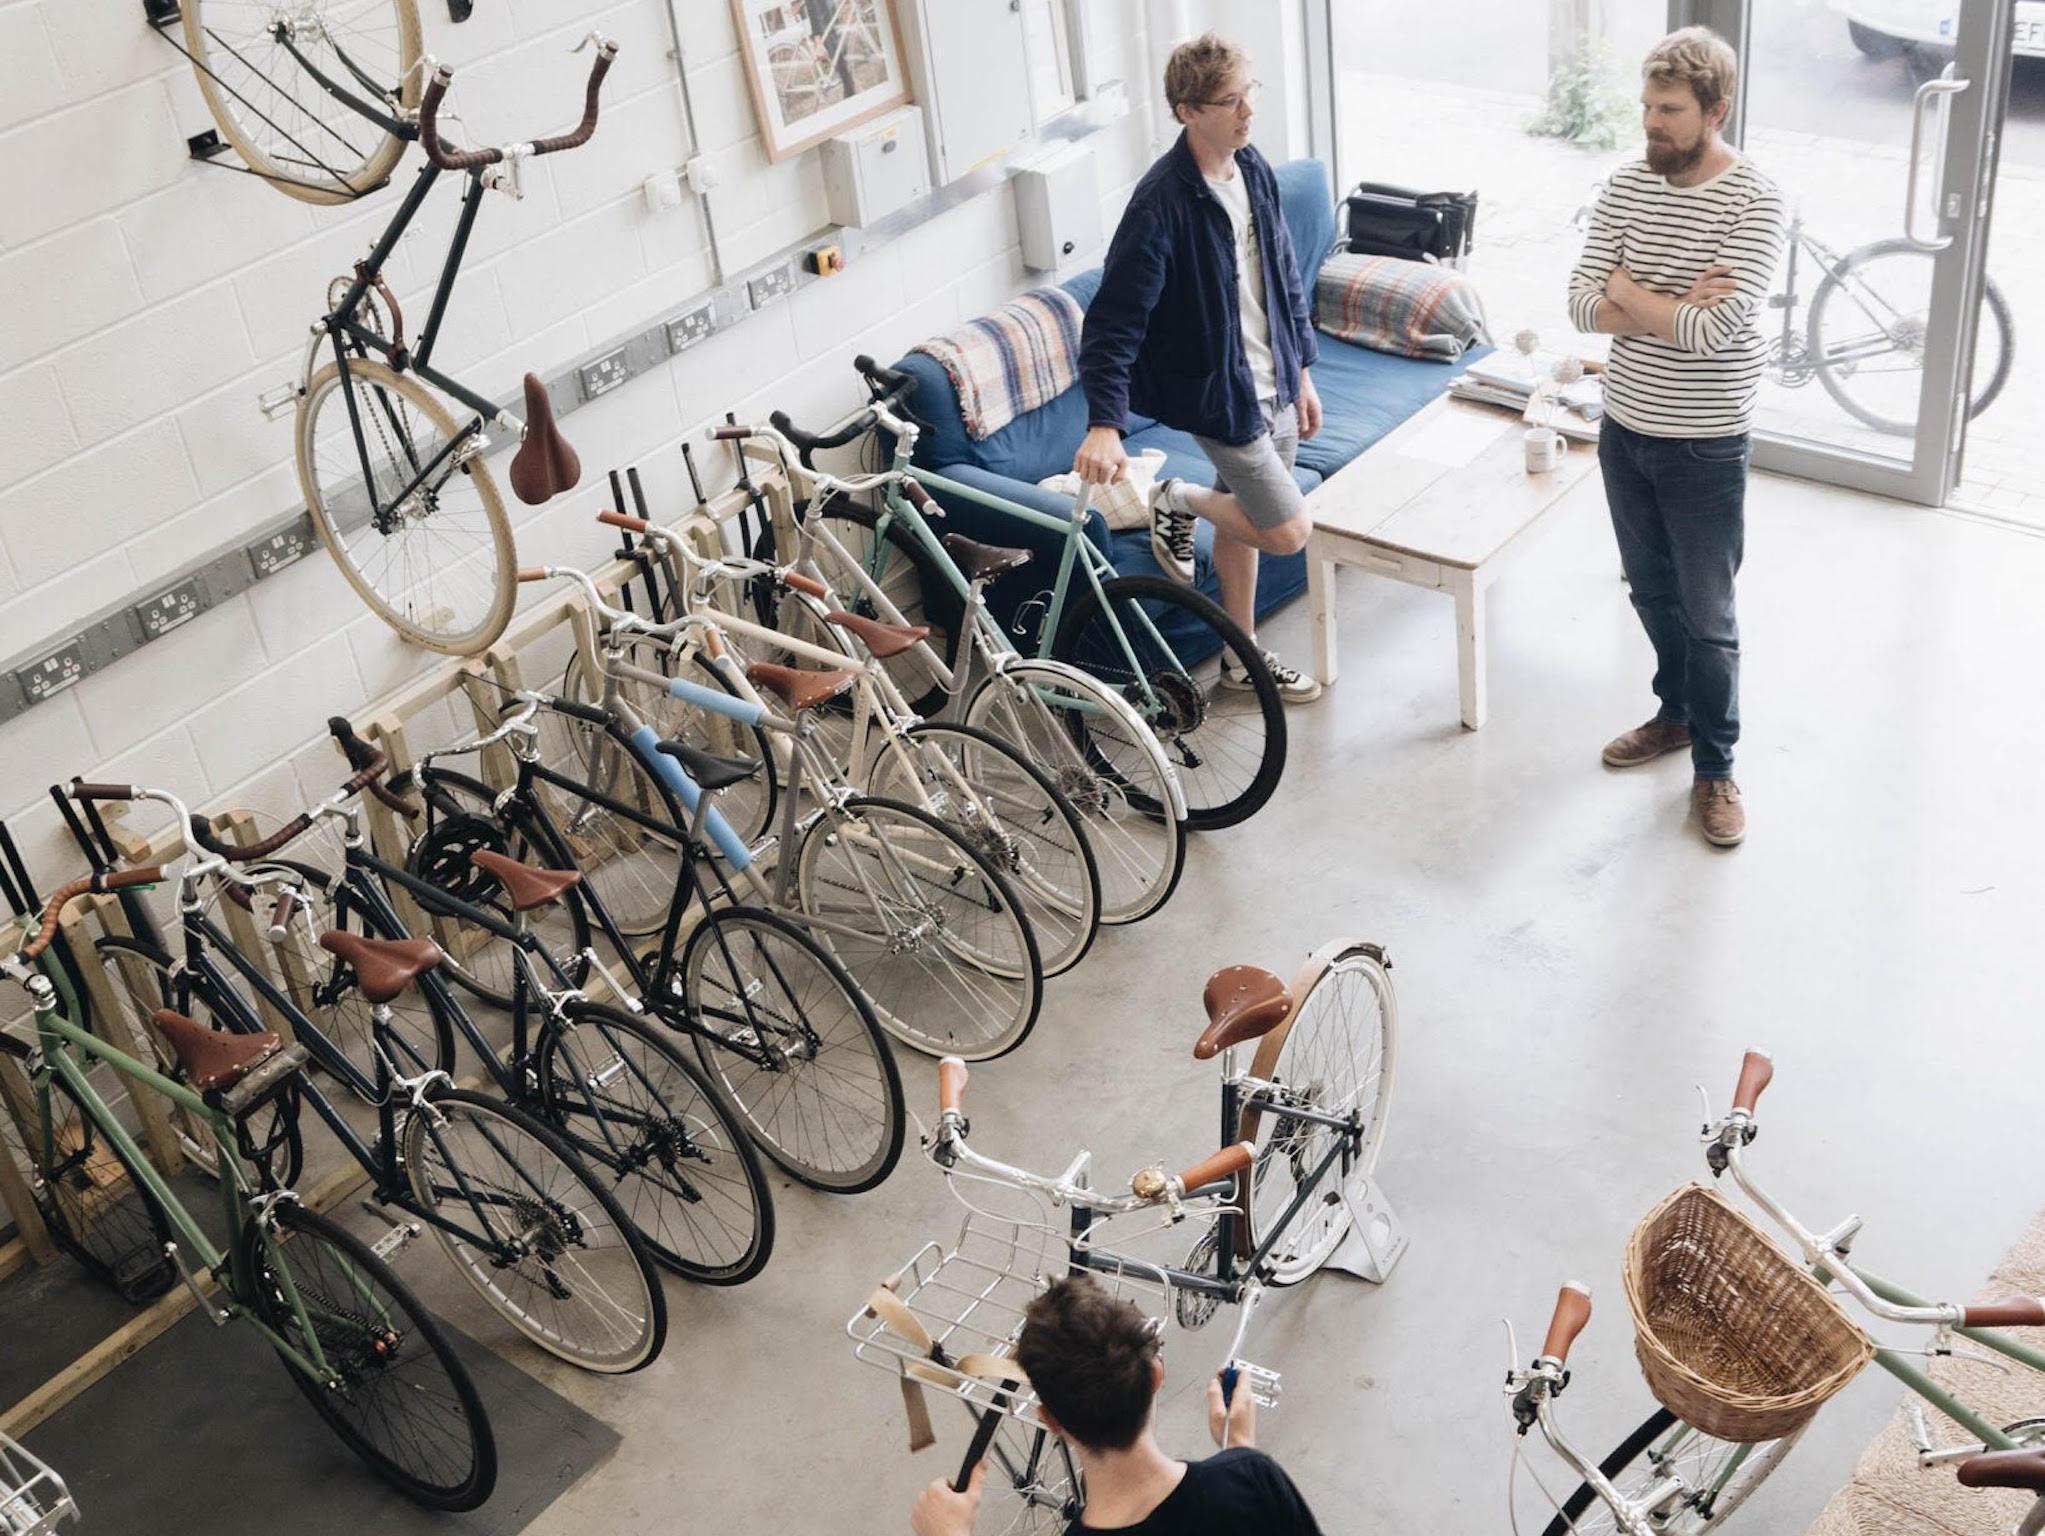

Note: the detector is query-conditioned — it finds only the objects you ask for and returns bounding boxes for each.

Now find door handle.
[1903,74,1969,251]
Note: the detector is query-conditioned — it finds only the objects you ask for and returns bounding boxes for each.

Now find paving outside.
[1335,25,2045,522]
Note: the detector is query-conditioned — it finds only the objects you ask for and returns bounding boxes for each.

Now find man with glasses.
[1073,33,1324,703]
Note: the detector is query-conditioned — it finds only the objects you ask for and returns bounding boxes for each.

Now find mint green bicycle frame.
[17,957,357,1386]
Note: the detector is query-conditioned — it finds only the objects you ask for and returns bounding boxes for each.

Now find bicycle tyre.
[976,1409,1084,1531]
[1807,238,2015,436]
[963,660,1187,926]
[402,1085,668,1373]
[1239,939,1395,1283]
[560,636,779,846]
[1050,573,1286,830]
[183,0,422,205]
[291,884,458,1093]
[297,356,515,655]
[866,721,1101,977]
[92,936,306,1189]
[676,905,904,1192]
[806,495,967,715]
[1537,1408,1804,1536]
[405,768,595,1009]
[534,1000,776,1284]
[240,1198,497,1510]
[31,1070,178,1303]
[794,795,1043,1061]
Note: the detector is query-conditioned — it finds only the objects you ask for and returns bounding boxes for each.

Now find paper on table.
[1398,407,1504,468]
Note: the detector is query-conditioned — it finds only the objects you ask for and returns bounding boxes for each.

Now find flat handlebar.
[418,38,617,172]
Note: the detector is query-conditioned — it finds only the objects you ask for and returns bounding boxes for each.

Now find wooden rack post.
[57,902,186,1178]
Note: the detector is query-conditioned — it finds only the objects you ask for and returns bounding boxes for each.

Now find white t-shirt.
[1205,166,1279,407]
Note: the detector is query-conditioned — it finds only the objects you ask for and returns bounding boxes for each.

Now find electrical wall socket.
[15,642,85,704]
[249,524,313,576]
[666,304,714,352]
[577,349,628,400]
[135,578,204,639]
[747,262,795,309]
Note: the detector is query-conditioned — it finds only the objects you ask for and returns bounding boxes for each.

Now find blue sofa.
[885,157,1486,650]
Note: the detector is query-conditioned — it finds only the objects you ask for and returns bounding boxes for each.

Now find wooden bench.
[1304,394,1599,729]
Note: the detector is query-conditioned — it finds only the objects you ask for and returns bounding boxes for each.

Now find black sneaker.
[1220,647,1321,703]
[1149,478,1197,584]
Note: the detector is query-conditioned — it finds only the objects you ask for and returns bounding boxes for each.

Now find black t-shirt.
[1067,1449,1321,1535]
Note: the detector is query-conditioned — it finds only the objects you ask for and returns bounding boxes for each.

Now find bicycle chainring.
[1174,1225,1223,1329]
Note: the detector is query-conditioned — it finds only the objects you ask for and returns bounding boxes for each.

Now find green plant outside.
[1529,40,1635,151]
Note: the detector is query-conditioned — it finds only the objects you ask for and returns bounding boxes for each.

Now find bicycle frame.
[4,956,341,1386]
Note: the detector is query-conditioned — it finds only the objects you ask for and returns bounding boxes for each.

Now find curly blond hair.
[1643,26,1739,116]
[1164,32,1247,117]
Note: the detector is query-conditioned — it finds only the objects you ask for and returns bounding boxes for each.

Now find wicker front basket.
[1623,1183,1874,1443]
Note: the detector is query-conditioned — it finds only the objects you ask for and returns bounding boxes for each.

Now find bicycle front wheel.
[964,660,1186,926]
[866,722,1101,977]
[182,0,422,205]
[794,796,1043,1060]
[976,1410,1084,1533]
[534,1001,776,1284]
[242,1199,496,1510]
[1239,940,1395,1284]
[1537,1408,1804,1536]
[1808,238,2015,436]
[527,707,688,938]
[1051,574,1285,830]
[403,1087,668,1373]
[677,905,904,1192]
[298,357,515,655]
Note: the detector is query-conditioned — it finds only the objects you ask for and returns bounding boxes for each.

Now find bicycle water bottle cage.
[509,373,581,505]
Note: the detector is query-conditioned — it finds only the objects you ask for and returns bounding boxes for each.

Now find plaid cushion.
[1314,251,1490,362]
[911,287,1085,441]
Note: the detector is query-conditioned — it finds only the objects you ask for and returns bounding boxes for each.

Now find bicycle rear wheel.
[298,357,515,655]
[676,906,904,1192]
[30,1072,176,1303]
[1239,940,1395,1283]
[403,1086,667,1373]
[964,661,1186,926]
[241,1199,496,1510]
[1536,1408,1803,1536]
[183,0,422,205]
[794,796,1042,1060]
[1052,573,1285,830]
[867,722,1101,977]
[534,1001,775,1284]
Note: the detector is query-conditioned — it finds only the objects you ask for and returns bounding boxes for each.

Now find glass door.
[1715,0,2018,503]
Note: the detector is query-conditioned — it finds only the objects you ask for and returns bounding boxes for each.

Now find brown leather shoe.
[1693,777,1746,847]
[1602,716,1690,768]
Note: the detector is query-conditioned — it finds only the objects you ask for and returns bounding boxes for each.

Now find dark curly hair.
[1014,1275,1161,1452]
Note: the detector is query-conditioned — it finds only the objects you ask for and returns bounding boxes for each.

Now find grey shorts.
[1193,401,1305,532]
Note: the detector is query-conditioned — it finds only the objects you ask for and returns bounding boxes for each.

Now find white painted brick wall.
[0,0,1170,894]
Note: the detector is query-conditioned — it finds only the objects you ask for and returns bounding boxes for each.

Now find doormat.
[1803,1209,2045,1536]
[18,1304,619,1535]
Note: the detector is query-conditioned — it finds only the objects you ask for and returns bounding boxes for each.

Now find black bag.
[1340,183,1479,266]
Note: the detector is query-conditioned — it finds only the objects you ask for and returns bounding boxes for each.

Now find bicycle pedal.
[256,382,300,421]
[367,1214,424,1263]
[1222,1358,1281,1409]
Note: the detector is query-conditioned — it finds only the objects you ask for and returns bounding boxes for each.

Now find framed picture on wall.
[732,0,912,162]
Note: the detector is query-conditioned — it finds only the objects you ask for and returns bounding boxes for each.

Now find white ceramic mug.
[1524,426,1568,473]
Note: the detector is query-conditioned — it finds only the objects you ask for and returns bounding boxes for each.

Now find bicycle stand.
[1327,1177,1409,1283]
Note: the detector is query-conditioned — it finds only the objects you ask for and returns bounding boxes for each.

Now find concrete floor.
[404,464,2045,1534]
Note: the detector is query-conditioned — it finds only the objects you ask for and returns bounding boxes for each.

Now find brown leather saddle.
[507,372,580,505]
[1192,965,1293,1060]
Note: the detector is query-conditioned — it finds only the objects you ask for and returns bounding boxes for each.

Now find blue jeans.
[1598,419,1750,779]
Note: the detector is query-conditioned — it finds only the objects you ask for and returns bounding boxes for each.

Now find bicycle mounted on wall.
[165,2,619,654]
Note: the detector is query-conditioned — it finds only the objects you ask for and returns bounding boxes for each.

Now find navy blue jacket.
[1080,134,1319,446]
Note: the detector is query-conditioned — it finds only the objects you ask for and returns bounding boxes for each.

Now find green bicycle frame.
[17,957,353,1386]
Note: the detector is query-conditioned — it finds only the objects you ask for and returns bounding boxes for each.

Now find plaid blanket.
[912,287,1085,441]
[1314,251,1490,362]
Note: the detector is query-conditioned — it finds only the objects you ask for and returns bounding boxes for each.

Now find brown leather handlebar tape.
[70,782,137,801]
[418,66,502,172]
[1963,1297,2045,1329]
[780,570,828,598]
[937,1057,969,1115]
[903,480,934,510]
[1176,1141,1255,1192]
[1732,1049,1774,1114]
[268,888,301,941]
[1541,1282,1594,1364]
[598,509,650,533]
[710,424,753,441]
[531,44,615,156]
[20,868,163,961]
[198,812,312,863]
[340,751,390,802]
[516,566,550,583]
